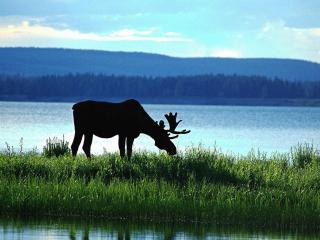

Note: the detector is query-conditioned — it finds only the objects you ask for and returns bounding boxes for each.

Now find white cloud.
[165,32,181,37]
[109,28,156,37]
[211,48,241,58]
[0,21,192,43]
[258,21,320,62]
[261,21,320,37]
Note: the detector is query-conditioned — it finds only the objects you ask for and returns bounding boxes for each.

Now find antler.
[157,112,190,139]
[164,112,191,135]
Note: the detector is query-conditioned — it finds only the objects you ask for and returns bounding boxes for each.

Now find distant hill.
[0,47,319,81]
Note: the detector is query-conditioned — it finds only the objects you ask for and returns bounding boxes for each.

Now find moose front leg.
[71,131,83,157]
[126,137,134,160]
[118,135,126,158]
[82,133,93,158]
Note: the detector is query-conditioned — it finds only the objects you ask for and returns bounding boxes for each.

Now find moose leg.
[126,137,134,160]
[82,133,93,158]
[71,131,83,157]
[118,135,126,158]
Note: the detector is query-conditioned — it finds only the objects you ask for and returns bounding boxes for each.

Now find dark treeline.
[0,74,320,101]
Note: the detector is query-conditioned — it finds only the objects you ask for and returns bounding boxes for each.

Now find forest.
[0,73,319,101]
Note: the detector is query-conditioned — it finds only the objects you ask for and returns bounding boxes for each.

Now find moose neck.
[141,118,163,141]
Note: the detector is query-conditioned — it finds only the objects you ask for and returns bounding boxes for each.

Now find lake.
[1,101,320,155]
[0,217,319,240]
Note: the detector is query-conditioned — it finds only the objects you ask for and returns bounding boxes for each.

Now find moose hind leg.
[126,137,134,160]
[71,131,83,156]
[82,133,93,158]
[118,135,126,158]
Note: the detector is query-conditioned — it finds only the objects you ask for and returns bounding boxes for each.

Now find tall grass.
[0,144,320,229]
[1,145,320,189]
[0,177,319,228]
[43,136,70,158]
[291,143,320,168]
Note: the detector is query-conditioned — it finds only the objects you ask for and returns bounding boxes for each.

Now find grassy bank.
[0,144,320,229]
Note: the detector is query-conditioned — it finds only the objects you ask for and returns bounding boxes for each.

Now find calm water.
[0,218,318,240]
[1,101,320,155]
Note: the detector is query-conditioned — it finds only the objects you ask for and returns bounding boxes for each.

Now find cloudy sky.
[0,0,319,62]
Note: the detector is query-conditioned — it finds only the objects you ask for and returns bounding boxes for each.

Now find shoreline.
[1,97,320,107]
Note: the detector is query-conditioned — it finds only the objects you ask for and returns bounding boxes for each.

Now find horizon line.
[0,46,318,64]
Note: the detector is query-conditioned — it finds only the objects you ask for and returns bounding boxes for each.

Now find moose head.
[155,112,191,155]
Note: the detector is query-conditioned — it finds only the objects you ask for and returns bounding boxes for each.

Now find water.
[1,101,320,155]
[0,218,318,239]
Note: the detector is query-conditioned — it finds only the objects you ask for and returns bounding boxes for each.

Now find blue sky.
[0,0,319,62]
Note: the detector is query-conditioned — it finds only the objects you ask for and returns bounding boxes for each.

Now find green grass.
[0,144,320,229]
[43,136,70,158]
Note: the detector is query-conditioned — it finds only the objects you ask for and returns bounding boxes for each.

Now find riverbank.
[0,145,320,230]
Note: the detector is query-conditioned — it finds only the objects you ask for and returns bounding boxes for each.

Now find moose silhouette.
[71,99,190,158]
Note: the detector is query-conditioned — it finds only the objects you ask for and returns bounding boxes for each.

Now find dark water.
[1,101,320,155]
[0,217,319,239]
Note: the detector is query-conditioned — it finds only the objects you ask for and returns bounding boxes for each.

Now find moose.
[71,99,190,159]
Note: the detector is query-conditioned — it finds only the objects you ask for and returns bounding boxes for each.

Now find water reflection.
[0,217,319,239]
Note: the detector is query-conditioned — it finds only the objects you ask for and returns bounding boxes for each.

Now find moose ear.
[159,120,165,129]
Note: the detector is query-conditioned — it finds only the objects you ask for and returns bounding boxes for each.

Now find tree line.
[0,73,319,100]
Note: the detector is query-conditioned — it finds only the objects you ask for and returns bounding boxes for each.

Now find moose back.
[71,99,190,159]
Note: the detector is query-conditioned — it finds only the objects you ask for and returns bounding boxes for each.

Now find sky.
[0,0,319,63]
